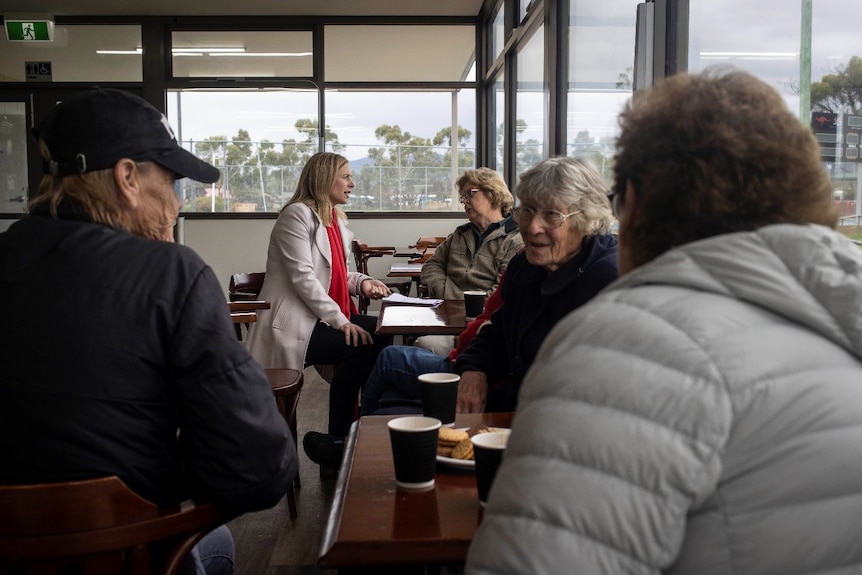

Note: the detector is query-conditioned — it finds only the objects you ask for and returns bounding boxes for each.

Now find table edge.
[318,419,359,566]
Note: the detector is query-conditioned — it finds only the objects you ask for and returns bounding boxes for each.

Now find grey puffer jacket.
[467,224,862,575]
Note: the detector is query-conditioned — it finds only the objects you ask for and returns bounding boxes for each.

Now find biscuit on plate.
[437,444,455,457]
[438,427,469,445]
[451,438,474,460]
[466,424,493,437]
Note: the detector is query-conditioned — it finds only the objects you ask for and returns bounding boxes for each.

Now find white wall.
[181,216,464,297]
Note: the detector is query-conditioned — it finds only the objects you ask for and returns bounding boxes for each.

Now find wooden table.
[227,300,270,313]
[392,247,424,259]
[319,412,515,570]
[375,299,466,336]
[228,300,270,339]
[229,311,257,324]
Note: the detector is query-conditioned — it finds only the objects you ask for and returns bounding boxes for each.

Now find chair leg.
[287,390,302,489]
[286,483,298,518]
[275,387,302,517]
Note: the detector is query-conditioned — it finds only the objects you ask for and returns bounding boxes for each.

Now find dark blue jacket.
[453,233,618,411]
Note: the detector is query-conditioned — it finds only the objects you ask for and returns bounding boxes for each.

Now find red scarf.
[326,211,358,318]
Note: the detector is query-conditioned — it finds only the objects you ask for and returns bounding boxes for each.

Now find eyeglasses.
[606,189,621,218]
[513,206,582,229]
[459,188,482,204]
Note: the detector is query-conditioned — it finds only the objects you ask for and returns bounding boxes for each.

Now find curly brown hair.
[613,67,837,270]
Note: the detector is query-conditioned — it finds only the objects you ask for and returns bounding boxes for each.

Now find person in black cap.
[0,88,297,575]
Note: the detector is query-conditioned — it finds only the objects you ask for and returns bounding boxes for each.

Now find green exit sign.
[5,20,54,42]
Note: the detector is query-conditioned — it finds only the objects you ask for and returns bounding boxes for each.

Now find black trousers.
[305,314,393,437]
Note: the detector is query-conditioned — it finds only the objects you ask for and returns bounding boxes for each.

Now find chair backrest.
[411,236,446,249]
[229,272,266,301]
[351,240,396,276]
[0,476,230,575]
[351,240,370,275]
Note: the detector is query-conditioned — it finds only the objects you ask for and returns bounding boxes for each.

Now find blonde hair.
[287,152,349,226]
[456,167,515,215]
[30,138,155,234]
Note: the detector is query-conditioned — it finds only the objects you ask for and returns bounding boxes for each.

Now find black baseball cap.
[33,88,220,184]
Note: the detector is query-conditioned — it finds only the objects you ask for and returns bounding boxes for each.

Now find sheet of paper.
[382,293,444,307]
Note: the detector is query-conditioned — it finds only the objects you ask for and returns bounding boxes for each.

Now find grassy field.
[840,225,862,243]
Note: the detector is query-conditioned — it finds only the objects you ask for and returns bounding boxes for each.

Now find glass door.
[0,87,144,215]
[0,100,28,214]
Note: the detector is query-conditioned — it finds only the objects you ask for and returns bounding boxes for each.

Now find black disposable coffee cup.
[463,290,487,318]
[419,372,460,427]
[388,416,442,492]
[471,429,511,506]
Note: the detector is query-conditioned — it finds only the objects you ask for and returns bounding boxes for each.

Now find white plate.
[436,454,476,470]
[436,427,507,470]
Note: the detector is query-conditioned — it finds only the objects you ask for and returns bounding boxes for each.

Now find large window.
[689,0,862,239]
[165,24,477,213]
[491,70,506,174]
[487,0,640,188]
[167,89,319,213]
[515,25,545,180]
[567,0,640,183]
[324,89,476,211]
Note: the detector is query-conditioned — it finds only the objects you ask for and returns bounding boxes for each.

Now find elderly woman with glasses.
[415,168,524,355]
[358,156,619,420]
[421,167,523,301]
[414,168,524,355]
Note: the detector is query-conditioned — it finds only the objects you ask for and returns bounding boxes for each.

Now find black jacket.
[0,205,295,510]
[453,233,618,411]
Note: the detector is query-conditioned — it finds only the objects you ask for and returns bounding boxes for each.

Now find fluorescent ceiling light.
[172,47,245,53]
[96,47,310,57]
[96,48,142,55]
[209,52,313,57]
[700,51,797,60]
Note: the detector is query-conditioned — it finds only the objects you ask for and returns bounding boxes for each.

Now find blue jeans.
[179,524,235,575]
[360,345,451,416]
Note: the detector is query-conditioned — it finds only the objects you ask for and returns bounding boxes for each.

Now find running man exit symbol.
[5,20,54,41]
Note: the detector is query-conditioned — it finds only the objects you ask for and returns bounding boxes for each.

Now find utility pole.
[799,0,812,122]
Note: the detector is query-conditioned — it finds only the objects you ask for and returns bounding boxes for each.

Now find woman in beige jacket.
[246,152,392,471]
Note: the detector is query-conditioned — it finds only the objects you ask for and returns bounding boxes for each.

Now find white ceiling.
[0,0,485,18]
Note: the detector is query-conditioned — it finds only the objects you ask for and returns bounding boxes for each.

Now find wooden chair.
[351,240,411,311]
[228,272,266,302]
[409,246,437,264]
[410,236,446,249]
[265,368,304,518]
[228,300,270,341]
[229,272,267,339]
[0,476,230,575]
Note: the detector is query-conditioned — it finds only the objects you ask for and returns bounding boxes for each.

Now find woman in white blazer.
[246,152,392,472]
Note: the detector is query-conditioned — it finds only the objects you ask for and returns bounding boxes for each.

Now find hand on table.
[361,279,392,301]
[456,371,488,413]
